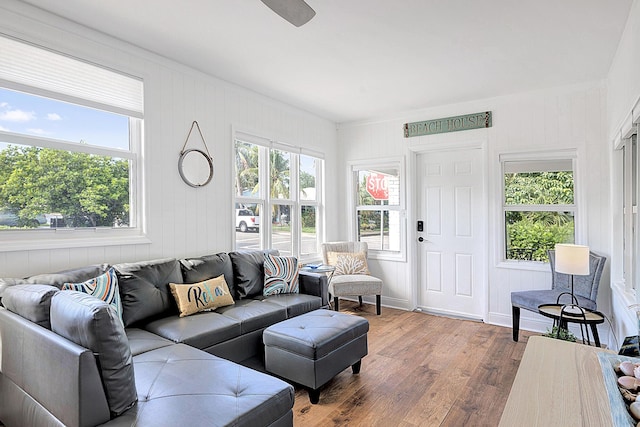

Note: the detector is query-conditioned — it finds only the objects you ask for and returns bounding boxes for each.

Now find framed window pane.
[357,210,402,252]
[235,140,260,198]
[505,211,575,261]
[235,203,261,249]
[270,149,291,200]
[504,171,574,205]
[300,154,317,201]
[301,205,317,255]
[357,168,400,206]
[0,88,129,149]
[271,203,292,256]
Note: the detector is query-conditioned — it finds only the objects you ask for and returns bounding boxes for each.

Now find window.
[501,153,577,262]
[349,160,405,260]
[0,35,143,240]
[233,132,323,260]
[621,133,639,293]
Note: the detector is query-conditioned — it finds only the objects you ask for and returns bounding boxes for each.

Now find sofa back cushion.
[2,284,59,329]
[229,249,279,299]
[179,252,235,295]
[0,264,108,303]
[113,258,182,327]
[50,291,137,417]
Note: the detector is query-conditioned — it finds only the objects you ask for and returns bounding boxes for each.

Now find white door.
[417,148,485,320]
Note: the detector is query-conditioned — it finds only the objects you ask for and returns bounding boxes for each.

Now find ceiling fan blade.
[261,0,316,27]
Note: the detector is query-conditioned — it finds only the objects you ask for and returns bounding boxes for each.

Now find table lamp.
[555,243,590,316]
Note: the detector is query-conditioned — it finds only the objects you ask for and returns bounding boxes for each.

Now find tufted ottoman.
[263,309,369,404]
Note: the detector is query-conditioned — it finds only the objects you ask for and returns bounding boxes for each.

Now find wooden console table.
[499,336,614,427]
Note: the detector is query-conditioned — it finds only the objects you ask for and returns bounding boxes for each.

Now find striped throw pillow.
[62,267,123,323]
[263,253,299,296]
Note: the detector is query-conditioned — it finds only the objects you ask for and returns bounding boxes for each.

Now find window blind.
[0,34,143,118]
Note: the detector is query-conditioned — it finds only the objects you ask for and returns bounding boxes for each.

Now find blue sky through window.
[0,87,129,150]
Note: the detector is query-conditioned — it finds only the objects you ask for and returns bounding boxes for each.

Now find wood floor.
[292,301,534,427]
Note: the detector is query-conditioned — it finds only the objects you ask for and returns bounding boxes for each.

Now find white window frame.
[0,35,147,251]
[347,158,406,262]
[498,150,582,270]
[619,131,639,295]
[233,130,324,262]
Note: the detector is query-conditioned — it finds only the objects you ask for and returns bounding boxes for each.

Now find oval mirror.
[178,149,213,187]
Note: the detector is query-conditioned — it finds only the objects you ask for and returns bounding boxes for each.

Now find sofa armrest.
[299,272,329,306]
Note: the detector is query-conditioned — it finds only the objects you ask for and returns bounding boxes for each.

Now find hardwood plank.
[293,301,534,427]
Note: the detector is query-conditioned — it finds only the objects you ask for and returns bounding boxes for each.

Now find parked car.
[235,209,260,232]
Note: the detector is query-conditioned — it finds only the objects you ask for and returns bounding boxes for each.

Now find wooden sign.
[404,111,492,138]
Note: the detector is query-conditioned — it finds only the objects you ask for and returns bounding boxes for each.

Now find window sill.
[496,260,549,272]
[0,228,151,252]
[369,251,407,263]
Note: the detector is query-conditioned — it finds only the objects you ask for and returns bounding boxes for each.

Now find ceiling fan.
[260,0,316,27]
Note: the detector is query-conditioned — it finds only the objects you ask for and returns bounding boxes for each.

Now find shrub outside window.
[502,156,576,262]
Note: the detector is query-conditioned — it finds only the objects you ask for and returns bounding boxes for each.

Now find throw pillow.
[62,267,123,323]
[263,253,300,296]
[327,251,370,275]
[169,275,235,317]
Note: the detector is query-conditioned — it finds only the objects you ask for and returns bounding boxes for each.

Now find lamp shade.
[555,244,590,275]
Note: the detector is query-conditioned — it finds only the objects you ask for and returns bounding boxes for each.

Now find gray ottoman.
[263,309,369,404]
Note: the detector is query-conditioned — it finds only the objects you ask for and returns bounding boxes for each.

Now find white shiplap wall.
[0,1,338,278]
[338,82,612,342]
[606,0,640,344]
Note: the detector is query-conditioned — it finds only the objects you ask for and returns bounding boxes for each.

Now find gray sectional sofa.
[0,250,329,427]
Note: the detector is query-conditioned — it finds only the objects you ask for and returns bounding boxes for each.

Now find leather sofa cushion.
[229,249,279,299]
[262,293,323,318]
[179,252,236,296]
[120,344,293,427]
[114,258,183,327]
[0,264,108,302]
[144,311,242,350]
[216,299,287,334]
[2,284,59,329]
[126,328,174,356]
[50,291,137,417]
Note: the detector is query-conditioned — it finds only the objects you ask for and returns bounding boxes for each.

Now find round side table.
[538,304,605,347]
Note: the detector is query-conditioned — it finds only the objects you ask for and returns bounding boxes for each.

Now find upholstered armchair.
[321,242,383,315]
[510,249,606,341]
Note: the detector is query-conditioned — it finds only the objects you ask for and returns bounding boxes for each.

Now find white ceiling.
[20,0,634,123]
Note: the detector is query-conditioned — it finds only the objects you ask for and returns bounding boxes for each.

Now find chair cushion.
[126,328,175,356]
[511,289,596,311]
[50,291,137,417]
[114,258,183,327]
[330,275,383,297]
[1,284,59,329]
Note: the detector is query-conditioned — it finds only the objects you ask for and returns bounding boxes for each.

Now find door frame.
[407,136,489,320]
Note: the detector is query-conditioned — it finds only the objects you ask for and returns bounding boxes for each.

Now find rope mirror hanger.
[178,121,214,188]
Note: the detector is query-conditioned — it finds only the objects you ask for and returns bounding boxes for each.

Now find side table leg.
[590,324,601,348]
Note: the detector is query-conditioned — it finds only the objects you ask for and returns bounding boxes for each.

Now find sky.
[0,87,129,150]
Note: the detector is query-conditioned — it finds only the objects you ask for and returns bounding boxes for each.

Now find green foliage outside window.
[504,171,574,261]
[0,145,129,228]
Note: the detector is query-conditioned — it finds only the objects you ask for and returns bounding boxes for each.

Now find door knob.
[418,237,424,242]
